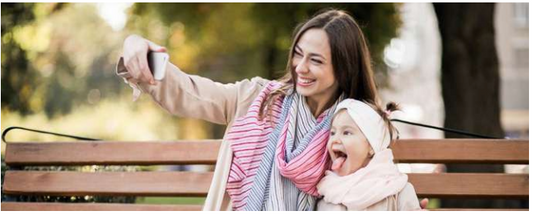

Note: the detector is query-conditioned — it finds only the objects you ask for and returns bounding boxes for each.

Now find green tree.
[2,3,38,115]
[2,3,127,118]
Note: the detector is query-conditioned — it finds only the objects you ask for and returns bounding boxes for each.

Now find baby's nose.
[330,137,341,145]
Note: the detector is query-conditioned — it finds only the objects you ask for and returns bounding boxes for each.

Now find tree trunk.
[433,3,521,208]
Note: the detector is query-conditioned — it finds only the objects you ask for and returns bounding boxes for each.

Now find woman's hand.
[122,34,167,85]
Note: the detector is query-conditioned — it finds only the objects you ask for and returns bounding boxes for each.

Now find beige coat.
[317,183,421,211]
[116,58,268,210]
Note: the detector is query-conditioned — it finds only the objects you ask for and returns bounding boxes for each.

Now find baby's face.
[327,110,372,176]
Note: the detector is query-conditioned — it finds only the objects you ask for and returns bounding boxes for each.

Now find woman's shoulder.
[230,77,278,116]
[247,77,284,90]
[250,76,271,85]
[233,77,285,98]
[233,76,271,91]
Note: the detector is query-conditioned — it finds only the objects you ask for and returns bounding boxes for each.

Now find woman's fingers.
[147,40,166,52]
[419,198,429,209]
[138,54,155,85]
[134,57,150,84]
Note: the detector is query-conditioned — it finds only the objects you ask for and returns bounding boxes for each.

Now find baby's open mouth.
[331,149,347,172]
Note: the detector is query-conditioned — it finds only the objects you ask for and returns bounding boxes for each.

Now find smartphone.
[148,52,169,81]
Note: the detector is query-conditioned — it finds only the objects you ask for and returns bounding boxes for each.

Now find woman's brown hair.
[259,9,379,120]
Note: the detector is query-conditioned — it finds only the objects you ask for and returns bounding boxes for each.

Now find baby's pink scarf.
[317,149,408,210]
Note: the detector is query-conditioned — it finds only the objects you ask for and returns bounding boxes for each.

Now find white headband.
[334,99,390,153]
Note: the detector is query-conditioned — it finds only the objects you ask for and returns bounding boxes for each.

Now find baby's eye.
[343,131,352,135]
[330,131,336,136]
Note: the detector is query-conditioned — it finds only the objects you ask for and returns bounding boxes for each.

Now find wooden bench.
[2,139,528,211]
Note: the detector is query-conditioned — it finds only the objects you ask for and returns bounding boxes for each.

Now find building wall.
[495,3,529,137]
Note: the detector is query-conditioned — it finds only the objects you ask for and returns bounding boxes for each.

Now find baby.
[316,99,421,211]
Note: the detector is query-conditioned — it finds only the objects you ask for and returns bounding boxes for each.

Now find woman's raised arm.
[116,35,268,125]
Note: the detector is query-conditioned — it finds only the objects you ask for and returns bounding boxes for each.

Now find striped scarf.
[226,81,338,210]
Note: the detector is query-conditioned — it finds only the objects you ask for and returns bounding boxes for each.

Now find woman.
[117,9,423,211]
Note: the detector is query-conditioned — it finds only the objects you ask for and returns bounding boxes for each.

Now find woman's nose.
[294,59,309,74]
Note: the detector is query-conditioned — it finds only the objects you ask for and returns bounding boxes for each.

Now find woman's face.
[327,110,372,176]
[292,28,338,105]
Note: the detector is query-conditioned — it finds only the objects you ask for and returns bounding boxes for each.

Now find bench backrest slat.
[3,171,528,199]
[3,171,212,197]
[5,140,221,166]
[4,139,528,166]
[409,173,529,198]
[392,139,529,164]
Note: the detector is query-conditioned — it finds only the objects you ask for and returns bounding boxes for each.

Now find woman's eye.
[311,59,323,64]
[294,51,302,57]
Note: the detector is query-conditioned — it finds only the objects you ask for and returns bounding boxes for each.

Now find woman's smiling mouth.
[297,77,316,87]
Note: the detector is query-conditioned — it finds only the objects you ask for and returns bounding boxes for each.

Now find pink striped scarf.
[274,114,332,195]
[226,81,332,210]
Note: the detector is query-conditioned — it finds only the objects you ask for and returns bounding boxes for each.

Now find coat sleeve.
[398,183,422,211]
[115,57,268,125]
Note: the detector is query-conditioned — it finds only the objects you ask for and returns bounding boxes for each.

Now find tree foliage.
[2,3,125,117]
[2,3,38,115]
